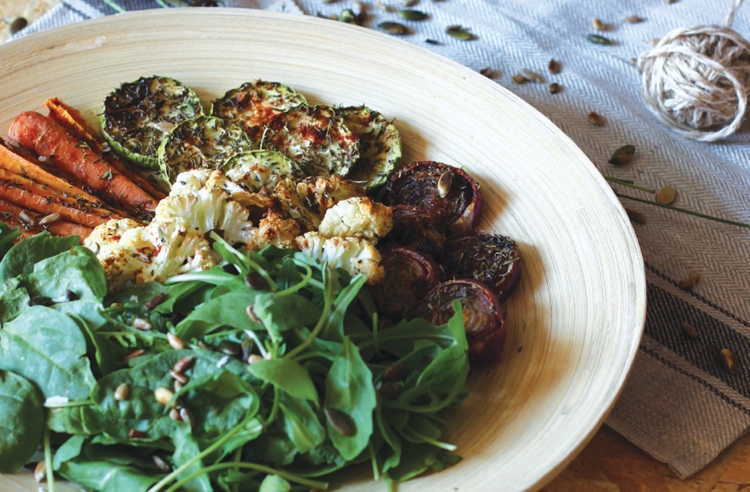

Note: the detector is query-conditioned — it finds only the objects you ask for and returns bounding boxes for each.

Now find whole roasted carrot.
[44,98,167,200]
[8,111,160,216]
[0,198,92,240]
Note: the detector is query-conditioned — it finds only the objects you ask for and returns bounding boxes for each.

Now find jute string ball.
[637,0,750,142]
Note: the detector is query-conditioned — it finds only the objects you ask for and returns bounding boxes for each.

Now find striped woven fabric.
[12,0,750,478]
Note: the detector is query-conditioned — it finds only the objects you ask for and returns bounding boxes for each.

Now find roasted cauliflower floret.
[170,168,213,196]
[296,232,385,284]
[84,218,215,291]
[155,184,254,246]
[318,197,392,242]
[296,174,364,217]
[247,209,301,251]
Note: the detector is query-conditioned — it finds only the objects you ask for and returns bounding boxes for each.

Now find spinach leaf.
[0,306,95,400]
[172,427,212,492]
[26,246,107,301]
[248,358,319,405]
[0,370,44,472]
[0,223,20,261]
[0,277,29,322]
[0,231,79,281]
[174,290,262,341]
[278,392,326,454]
[324,336,376,460]
[56,458,163,490]
[259,474,292,492]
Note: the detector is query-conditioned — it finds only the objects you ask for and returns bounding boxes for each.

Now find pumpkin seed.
[521,69,546,83]
[587,111,606,126]
[34,461,46,483]
[9,17,27,36]
[339,9,357,24]
[512,74,530,84]
[325,407,357,436]
[681,322,699,339]
[437,170,453,197]
[382,363,408,382]
[548,59,562,74]
[378,382,404,400]
[549,83,563,94]
[624,15,644,23]
[400,9,428,21]
[446,25,476,41]
[655,185,676,205]
[625,208,646,225]
[592,18,605,31]
[114,383,130,401]
[608,145,636,165]
[244,271,265,289]
[586,34,615,45]
[219,340,242,357]
[378,22,411,35]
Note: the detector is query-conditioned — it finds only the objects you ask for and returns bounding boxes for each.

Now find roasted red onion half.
[444,232,521,302]
[411,279,505,364]
[377,161,482,236]
[386,205,447,259]
[372,246,442,319]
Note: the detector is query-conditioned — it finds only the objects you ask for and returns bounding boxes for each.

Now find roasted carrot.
[0,198,91,240]
[2,137,93,192]
[45,98,167,200]
[8,112,160,217]
[0,167,119,228]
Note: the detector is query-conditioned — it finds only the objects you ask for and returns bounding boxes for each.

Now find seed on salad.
[656,185,677,205]
[379,382,405,400]
[247,354,264,365]
[179,407,195,427]
[18,210,35,225]
[241,337,254,361]
[549,83,563,94]
[168,408,181,421]
[246,305,260,323]
[154,387,175,407]
[325,407,357,436]
[681,322,699,339]
[133,318,152,331]
[588,111,606,126]
[167,332,185,350]
[382,363,408,382]
[173,355,195,374]
[38,212,61,226]
[34,461,46,482]
[548,59,562,74]
[152,454,171,472]
[437,170,453,198]
[244,271,265,289]
[219,340,242,357]
[128,429,146,439]
[123,348,145,361]
[9,17,27,36]
[144,292,166,310]
[174,380,184,392]
[114,383,130,401]
[522,69,546,83]
[608,145,636,165]
[170,369,189,385]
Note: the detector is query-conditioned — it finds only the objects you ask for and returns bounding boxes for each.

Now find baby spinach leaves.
[0,370,44,473]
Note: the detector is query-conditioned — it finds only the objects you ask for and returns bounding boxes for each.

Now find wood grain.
[0,9,646,491]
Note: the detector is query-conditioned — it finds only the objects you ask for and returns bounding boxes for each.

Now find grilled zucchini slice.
[223,150,302,192]
[157,115,253,184]
[101,75,203,169]
[336,105,402,190]
[261,104,360,177]
[211,80,307,144]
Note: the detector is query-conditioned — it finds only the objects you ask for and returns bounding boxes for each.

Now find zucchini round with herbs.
[336,105,402,190]
[261,104,360,177]
[157,115,253,184]
[211,80,307,144]
[223,150,302,192]
[101,75,203,169]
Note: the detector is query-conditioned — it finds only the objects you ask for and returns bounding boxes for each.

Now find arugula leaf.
[0,370,44,472]
[248,358,319,406]
[0,231,79,281]
[278,392,326,454]
[320,275,367,342]
[259,474,292,492]
[252,292,321,338]
[324,336,376,460]
[0,306,96,400]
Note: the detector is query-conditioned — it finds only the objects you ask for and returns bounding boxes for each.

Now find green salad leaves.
[0,225,469,491]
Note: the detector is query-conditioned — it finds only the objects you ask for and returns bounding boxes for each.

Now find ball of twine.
[637,0,750,142]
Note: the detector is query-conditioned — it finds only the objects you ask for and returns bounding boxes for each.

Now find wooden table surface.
[3,1,750,491]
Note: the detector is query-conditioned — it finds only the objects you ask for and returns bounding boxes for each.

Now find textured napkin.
[10,0,750,479]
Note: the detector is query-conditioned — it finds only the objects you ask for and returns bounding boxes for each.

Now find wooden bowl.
[0,9,646,491]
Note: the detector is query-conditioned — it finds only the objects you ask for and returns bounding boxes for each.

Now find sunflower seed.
[378,21,411,35]
[170,369,189,385]
[549,83,563,94]
[512,74,530,84]
[587,111,606,126]
[655,185,676,205]
[167,332,185,350]
[133,318,152,331]
[34,461,46,482]
[173,355,195,374]
[437,170,453,198]
[624,15,644,23]
[247,354,264,365]
[180,407,195,427]
[154,387,175,407]
[399,9,428,21]
[681,322,699,339]
[716,348,738,374]
[548,59,562,74]
[39,213,61,226]
[379,382,405,400]
[586,34,615,45]
[114,383,130,401]
[123,349,145,361]
[152,454,171,472]
[18,210,35,225]
[522,69,546,83]
[592,18,605,31]
[325,407,357,436]
[480,67,493,78]
[169,408,181,421]
[144,292,166,310]
[608,145,636,165]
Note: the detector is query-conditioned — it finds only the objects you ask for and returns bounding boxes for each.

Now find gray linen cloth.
[11,0,750,479]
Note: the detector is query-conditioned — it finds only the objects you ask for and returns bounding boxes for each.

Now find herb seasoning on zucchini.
[223,149,302,192]
[101,75,203,169]
[157,115,253,184]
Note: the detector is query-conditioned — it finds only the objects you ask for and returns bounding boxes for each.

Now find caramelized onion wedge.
[372,246,441,319]
[444,232,521,302]
[411,279,505,364]
[377,161,482,236]
[386,205,446,259]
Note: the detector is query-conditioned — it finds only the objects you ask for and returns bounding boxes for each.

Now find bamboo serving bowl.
[0,9,646,491]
